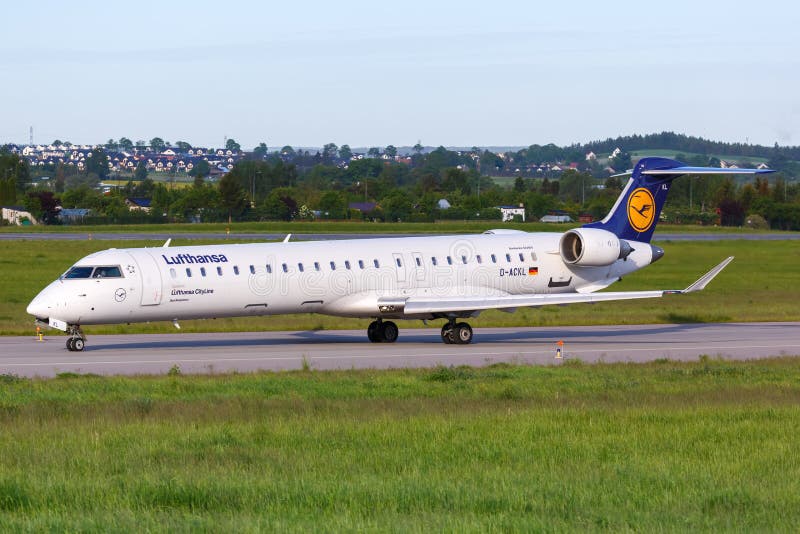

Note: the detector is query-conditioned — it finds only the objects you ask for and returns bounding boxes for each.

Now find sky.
[1,0,798,150]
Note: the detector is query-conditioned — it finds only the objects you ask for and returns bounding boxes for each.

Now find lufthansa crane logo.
[114,288,127,302]
[627,188,655,233]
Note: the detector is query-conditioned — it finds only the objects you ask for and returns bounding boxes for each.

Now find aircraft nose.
[27,292,51,319]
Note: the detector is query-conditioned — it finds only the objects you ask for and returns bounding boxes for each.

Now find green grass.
[1,238,798,335]
[1,358,800,530]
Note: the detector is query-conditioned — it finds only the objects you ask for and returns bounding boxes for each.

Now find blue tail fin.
[585,157,774,243]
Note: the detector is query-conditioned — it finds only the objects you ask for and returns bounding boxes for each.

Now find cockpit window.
[63,265,123,279]
[93,266,122,278]
[63,266,94,279]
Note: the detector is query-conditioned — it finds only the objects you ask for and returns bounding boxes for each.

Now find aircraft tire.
[72,338,85,351]
[367,321,381,342]
[454,323,473,344]
[381,321,399,343]
[66,338,75,351]
[441,324,455,344]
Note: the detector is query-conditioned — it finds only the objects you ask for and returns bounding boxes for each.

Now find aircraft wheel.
[367,321,381,343]
[441,323,455,344]
[72,338,85,351]
[66,338,75,351]
[454,322,473,345]
[381,321,399,343]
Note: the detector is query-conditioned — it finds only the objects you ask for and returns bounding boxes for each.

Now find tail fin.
[585,157,774,243]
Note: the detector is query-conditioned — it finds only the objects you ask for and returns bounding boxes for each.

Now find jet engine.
[559,228,632,266]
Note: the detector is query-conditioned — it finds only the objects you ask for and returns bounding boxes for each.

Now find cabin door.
[127,250,163,306]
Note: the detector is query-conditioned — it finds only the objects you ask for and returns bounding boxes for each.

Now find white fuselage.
[27,231,654,327]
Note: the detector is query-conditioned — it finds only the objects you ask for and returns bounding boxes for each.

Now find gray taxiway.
[1,322,798,377]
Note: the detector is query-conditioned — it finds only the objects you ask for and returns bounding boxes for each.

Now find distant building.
[437,199,451,210]
[540,210,572,223]
[348,202,377,213]
[58,208,91,224]
[1,206,37,225]
[125,198,152,213]
[497,205,525,222]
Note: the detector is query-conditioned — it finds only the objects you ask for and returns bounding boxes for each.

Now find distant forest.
[579,132,799,161]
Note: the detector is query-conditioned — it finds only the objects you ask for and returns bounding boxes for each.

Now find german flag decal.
[528,266,538,275]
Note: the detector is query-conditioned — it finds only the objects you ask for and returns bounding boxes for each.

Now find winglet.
[283,234,292,243]
[664,256,734,295]
[162,238,172,248]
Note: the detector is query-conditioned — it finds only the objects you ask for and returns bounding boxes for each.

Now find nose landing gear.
[66,325,86,352]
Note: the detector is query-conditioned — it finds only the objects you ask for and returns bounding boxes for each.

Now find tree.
[367,147,381,158]
[413,142,424,155]
[135,140,146,149]
[338,144,353,161]
[175,141,192,152]
[150,137,166,152]
[52,139,63,147]
[385,145,397,158]
[317,191,348,219]
[218,172,248,223]
[253,142,269,159]
[105,139,118,151]
[119,137,134,151]
[188,159,210,178]
[514,176,526,193]
[281,146,295,157]
[322,143,338,164]
[134,161,148,181]
[85,148,110,179]
[226,138,241,152]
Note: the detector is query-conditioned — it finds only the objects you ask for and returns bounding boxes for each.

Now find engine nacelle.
[559,228,630,266]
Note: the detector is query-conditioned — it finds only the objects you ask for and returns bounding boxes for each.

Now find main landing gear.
[365,318,475,345]
[440,320,473,345]
[367,319,399,343]
[66,325,86,352]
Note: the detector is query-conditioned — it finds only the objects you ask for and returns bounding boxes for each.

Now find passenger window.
[519,253,524,262]
[505,253,511,263]
[491,254,497,263]
[170,268,177,279]
[396,257,402,267]
[531,252,537,261]
[476,255,482,264]
[461,255,467,264]
[373,259,380,268]
[432,257,438,266]
[415,257,421,267]
[216,266,223,276]
[282,263,288,273]
[298,263,304,273]
[266,264,272,274]
[314,262,320,271]
[447,256,453,265]
[345,260,351,270]
[234,266,240,275]
[200,267,206,277]
[330,261,336,271]
[249,265,255,274]
[186,268,192,278]
[358,260,364,269]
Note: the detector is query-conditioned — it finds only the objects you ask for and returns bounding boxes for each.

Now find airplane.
[27,157,773,351]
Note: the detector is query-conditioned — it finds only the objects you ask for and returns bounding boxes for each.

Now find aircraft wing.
[402,257,733,316]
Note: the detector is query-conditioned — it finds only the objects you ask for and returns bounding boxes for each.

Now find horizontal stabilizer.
[643,167,775,176]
